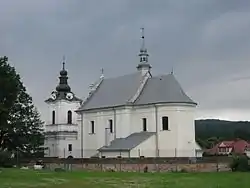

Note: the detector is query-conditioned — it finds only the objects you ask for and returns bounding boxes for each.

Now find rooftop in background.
[205,139,250,155]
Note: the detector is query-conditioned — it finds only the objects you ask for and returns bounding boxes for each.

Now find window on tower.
[67,110,72,124]
[162,116,169,130]
[52,110,55,124]
[142,118,147,131]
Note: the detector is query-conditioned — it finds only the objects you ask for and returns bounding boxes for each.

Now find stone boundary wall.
[40,162,231,172]
[22,156,231,164]
[22,157,232,172]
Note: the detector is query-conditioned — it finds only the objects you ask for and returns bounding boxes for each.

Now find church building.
[44,29,200,158]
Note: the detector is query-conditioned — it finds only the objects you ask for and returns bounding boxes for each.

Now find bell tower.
[44,57,82,158]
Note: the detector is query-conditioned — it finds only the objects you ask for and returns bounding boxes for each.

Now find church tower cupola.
[136,27,152,74]
[45,57,82,103]
[56,59,71,93]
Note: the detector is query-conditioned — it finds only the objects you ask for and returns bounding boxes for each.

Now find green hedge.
[229,154,249,172]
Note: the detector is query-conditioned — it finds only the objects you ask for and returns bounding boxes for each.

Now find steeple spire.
[137,27,151,74]
[138,27,149,63]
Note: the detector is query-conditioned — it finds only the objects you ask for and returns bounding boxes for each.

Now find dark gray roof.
[78,72,196,111]
[98,132,155,151]
[79,72,142,110]
[135,74,196,105]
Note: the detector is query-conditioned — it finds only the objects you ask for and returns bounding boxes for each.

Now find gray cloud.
[1,0,250,121]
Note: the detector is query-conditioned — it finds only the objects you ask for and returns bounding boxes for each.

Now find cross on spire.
[141,27,145,50]
[62,55,66,70]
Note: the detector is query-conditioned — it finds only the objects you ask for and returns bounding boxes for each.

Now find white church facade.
[44,30,202,158]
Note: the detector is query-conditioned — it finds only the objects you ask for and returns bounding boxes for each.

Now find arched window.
[67,110,72,124]
[142,118,147,131]
[162,116,169,130]
[52,111,55,124]
[109,119,113,133]
[90,121,95,134]
[68,144,72,152]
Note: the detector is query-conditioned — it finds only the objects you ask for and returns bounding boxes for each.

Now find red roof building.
[206,139,250,155]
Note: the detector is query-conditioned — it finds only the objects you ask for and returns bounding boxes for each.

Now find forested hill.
[195,119,250,148]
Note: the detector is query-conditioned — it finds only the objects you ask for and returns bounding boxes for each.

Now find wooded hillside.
[195,119,250,148]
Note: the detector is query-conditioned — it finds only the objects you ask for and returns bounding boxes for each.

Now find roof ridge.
[78,78,104,110]
[153,73,172,78]
[133,74,151,104]
[127,71,151,103]
[104,72,139,80]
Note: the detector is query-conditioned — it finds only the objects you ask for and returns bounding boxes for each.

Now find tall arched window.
[142,118,147,131]
[109,119,113,133]
[67,110,72,124]
[52,110,55,124]
[162,116,169,130]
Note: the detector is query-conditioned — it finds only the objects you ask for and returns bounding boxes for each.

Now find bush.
[0,151,14,168]
[54,168,66,172]
[143,166,148,173]
[179,168,188,173]
[229,154,249,172]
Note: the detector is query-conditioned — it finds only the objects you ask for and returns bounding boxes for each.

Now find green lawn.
[0,168,249,188]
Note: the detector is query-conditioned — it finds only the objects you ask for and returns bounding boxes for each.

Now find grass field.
[0,169,250,188]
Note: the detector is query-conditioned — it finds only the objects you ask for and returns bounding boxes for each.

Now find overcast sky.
[1,0,250,121]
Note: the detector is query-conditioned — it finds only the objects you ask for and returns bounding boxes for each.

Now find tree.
[229,154,249,172]
[0,56,44,158]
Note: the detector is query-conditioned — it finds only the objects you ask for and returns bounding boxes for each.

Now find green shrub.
[179,168,188,173]
[0,151,14,168]
[229,154,249,172]
[54,168,66,172]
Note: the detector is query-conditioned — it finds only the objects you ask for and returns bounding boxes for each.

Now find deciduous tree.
[0,56,44,158]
